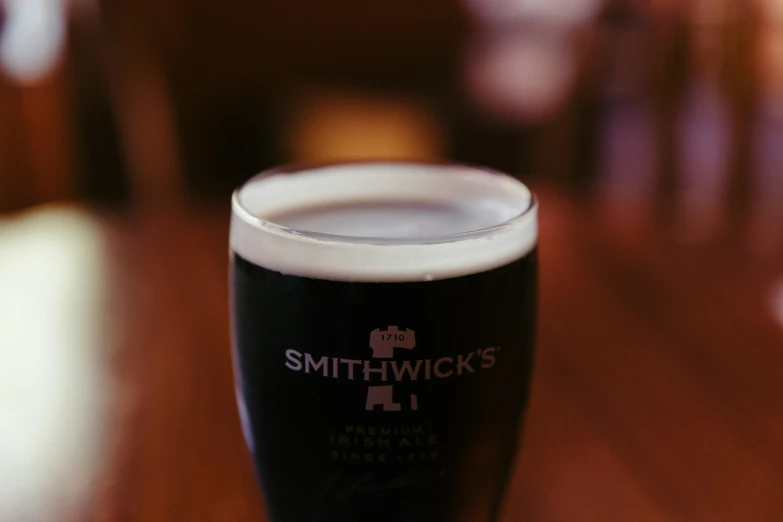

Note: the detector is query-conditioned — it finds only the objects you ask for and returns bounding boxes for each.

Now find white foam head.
[231,162,537,282]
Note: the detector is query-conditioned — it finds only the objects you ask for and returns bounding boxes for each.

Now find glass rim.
[231,160,537,247]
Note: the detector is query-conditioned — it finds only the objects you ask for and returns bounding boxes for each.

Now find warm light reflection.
[284,88,444,162]
[462,0,603,27]
[0,207,109,520]
[0,0,66,83]
[675,80,731,241]
[463,30,577,123]
[759,0,783,27]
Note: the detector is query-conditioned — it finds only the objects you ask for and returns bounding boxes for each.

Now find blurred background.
[2,0,783,521]
[1,0,780,209]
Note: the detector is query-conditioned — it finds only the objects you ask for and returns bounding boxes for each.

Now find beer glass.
[230,162,538,522]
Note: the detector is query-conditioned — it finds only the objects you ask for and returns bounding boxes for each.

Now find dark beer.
[230,163,538,522]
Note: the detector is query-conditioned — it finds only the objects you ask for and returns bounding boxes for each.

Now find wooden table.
[2,180,782,522]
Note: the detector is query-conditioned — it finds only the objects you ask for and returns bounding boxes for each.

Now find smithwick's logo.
[284,326,500,412]
[366,326,418,412]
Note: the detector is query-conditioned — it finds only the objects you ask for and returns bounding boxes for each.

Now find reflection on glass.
[0,207,109,521]
[284,88,444,162]
[463,29,577,124]
[0,0,66,83]
[675,78,731,241]
[595,101,658,225]
[462,0,603,27]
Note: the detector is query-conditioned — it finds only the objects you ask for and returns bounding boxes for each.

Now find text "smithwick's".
[284,348,500,381]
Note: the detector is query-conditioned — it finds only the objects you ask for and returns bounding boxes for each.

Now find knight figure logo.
[366,326,418,412]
